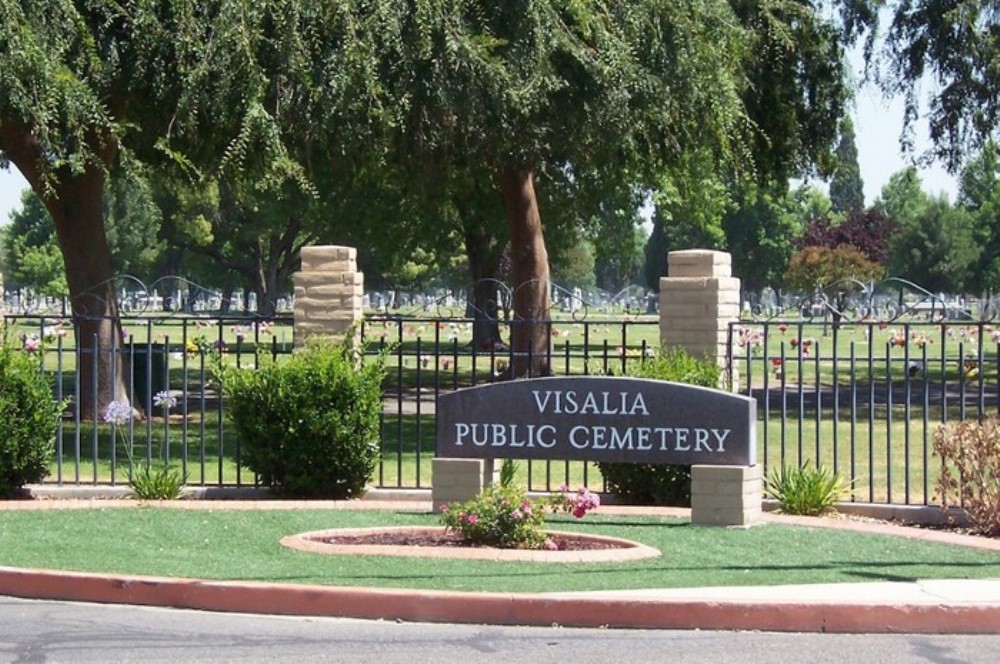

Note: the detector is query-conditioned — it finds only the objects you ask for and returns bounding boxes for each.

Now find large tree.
[887,196,980,292]
[829,117,865,213]
[0,1,297,416]
[366,1,859,376]
[0,1,385,414]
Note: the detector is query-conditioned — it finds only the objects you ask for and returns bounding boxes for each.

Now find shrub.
[934,419,1000,537]
[0,337,62,497]
[442,484,549,549]
[764,463,849,516]
[128,463,188,501]
[596,347,720,507]
[218,337,386,499]
[440,484,600,549]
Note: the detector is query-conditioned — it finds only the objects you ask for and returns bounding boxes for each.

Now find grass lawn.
[1,508,998,593]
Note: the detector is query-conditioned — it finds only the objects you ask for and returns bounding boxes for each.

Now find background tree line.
[2,0,999,413]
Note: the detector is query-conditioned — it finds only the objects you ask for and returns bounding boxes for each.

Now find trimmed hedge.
[0,339,62,497]
[597,347,720,506]
[218,337,385,498]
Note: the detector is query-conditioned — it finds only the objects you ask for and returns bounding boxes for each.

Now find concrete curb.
[1,566,999,634]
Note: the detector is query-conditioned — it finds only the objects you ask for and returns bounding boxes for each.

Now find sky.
[0,67,962,227]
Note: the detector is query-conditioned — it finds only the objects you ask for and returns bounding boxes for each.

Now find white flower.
[153,391,177,410]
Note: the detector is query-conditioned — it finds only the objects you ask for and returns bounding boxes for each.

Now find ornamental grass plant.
[764,462,850,516]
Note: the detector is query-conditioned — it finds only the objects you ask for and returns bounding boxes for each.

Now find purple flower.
[103,400,133,426]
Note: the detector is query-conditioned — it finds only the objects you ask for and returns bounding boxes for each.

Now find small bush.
[442,484,549,549]
[764,463,849,516]
[218,337,386,499]
[0,338,62,497]
[441,484,600,549]
[934,420,1000,537]
[596,347,720,507]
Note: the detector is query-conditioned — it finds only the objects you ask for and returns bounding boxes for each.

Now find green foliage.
[597,348,720,507]
[764,463,849,516]
[829,118,865,213]
[441,484,549,549]
[878,0,1000,170]
[934,420,1000,537]
[625,346,722,387]
[550,239,596,290]
[784,244,884,292]
[498,459,518,489]
[0,191,67,296]
[218,338,386,498]
[958,142,1000,292]
[599,462,693,507]
[129,464,188,501]
[440,483,601,549]
[875,167,930,226]
[887,196,980,292]
[0,336,62,496]
[723,184,804,291]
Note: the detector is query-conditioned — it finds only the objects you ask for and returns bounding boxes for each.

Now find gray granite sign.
[436,376,756,466]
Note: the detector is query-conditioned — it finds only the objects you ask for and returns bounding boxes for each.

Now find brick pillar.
[293,246,363,346]
[659,250,740,374]
[690,464,762,527]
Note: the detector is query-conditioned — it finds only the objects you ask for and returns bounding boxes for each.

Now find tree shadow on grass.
[241,558,1000,586]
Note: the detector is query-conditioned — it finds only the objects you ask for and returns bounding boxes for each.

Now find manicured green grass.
[1,508,998,593]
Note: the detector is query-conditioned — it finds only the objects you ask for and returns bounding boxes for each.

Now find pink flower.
[572,506,587,519]
[543,539,559,551]
[464,514,478,525]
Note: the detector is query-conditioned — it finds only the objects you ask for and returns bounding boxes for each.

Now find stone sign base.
[690,464,762,527]
[431,458,498,512]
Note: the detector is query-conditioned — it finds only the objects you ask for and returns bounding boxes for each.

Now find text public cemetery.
[452,389,732,453]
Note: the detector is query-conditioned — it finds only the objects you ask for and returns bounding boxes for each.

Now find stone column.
[659,250,740,374]
[293,246,363,346]
[690,464,762,527]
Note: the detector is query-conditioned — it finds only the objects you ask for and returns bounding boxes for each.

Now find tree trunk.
[462,222,504,351]
[1,124,129,420]
[47,165,129,420]
[495,167,551,378]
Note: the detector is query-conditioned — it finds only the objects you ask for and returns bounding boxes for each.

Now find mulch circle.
[312,530,631,551]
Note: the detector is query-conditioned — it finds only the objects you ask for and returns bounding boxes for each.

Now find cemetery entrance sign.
[436,376,756,466]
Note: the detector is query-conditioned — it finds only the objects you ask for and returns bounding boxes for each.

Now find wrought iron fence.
[11,308,658,493]
[727,317,998,505]
[4,313,292,488]
[21,268,997,508]
[361,315,660,492]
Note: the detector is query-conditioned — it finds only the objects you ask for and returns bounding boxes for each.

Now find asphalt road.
[2,597,1000,663]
